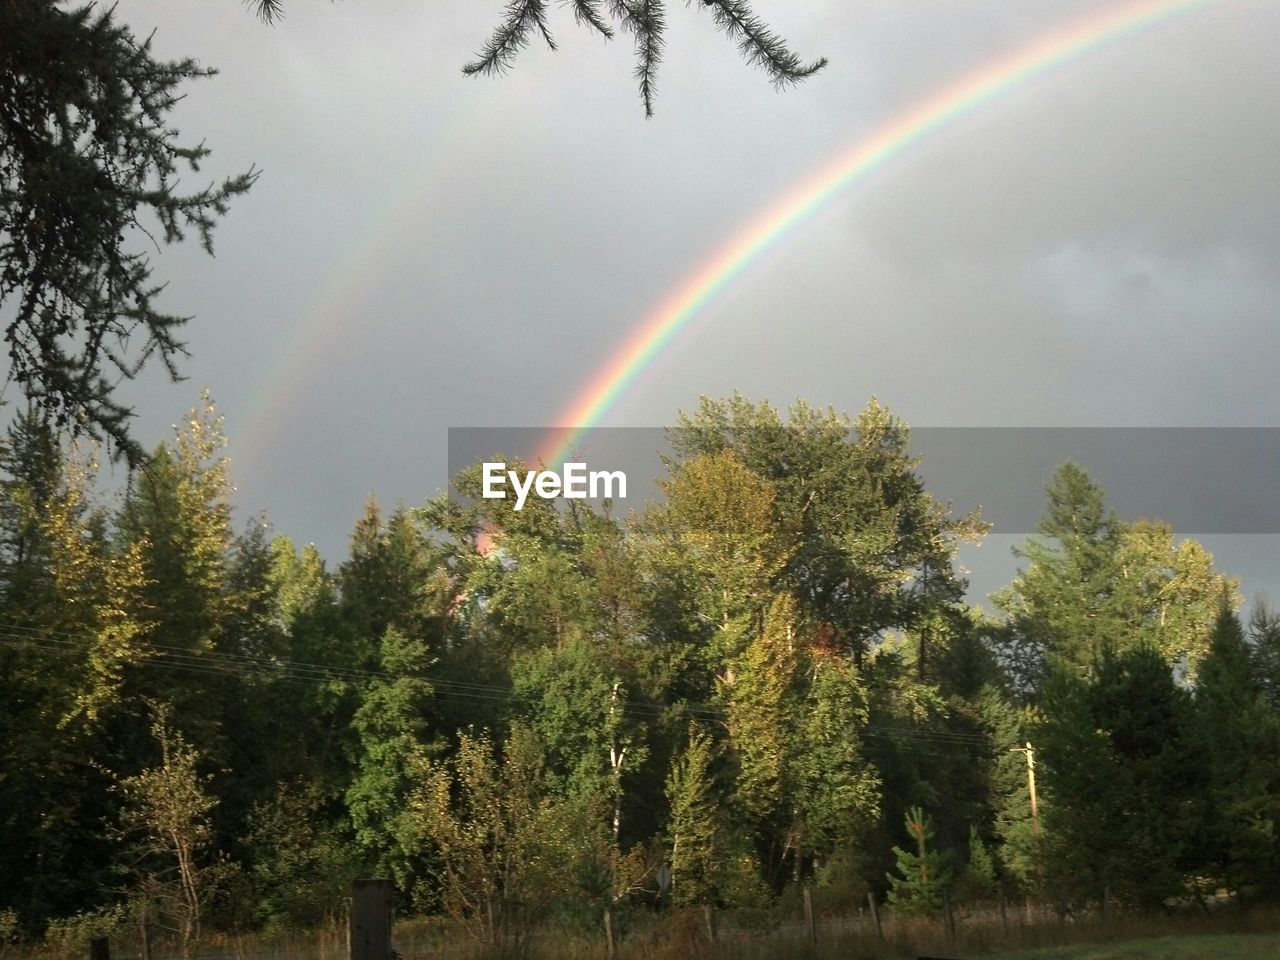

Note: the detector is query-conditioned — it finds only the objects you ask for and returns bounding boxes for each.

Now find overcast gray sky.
[92,0,1280,604]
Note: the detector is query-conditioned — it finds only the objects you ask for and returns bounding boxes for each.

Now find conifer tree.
[249,0,826,118]
[0,421,147,924]
[997,463,1235,697]
[115,396,236,770]
[1187,606,1280,901]
[886,806,951,915]
[1038,646,1192,909]
[1,2,255,460]
[1249,601,1280,709]
[959,825,998,902]
[347,627,437,893]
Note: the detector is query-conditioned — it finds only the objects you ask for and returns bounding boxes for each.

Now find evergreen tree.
[886,807,951,915]
[114,396,237,772]
[1,2,255,459]
[347,628,437,895]
[1039,646,1192,909]
[994,462,1122,692]
[340,500,446,652]
[1249,600,1280,709]
[1187,606,1280,901]
[996,463,1234,698]
[981,690,1040,897]
[250,0,826,118]
[959,825,998,902]
[788,654,880,888]
[0,426,147,925]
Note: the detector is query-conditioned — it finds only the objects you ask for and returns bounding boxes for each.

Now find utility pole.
[1009,741,1039,837]
[1011,741,1041,921]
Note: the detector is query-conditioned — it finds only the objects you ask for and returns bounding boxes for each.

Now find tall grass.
[15,903,1280,960]
[391,903,1280,960]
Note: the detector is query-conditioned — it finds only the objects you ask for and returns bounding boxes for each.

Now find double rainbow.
[539,0,1212,466]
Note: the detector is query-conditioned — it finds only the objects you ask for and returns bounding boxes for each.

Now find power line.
[0,621,1001,753]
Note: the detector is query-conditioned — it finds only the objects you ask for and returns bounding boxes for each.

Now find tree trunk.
[603,903,616,958]
[867,891,883,941]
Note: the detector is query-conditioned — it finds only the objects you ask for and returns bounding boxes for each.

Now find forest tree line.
[2,393,1279,952]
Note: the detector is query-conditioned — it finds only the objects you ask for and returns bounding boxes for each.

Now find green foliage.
[1186,607,1280,901]
[790,655,880,864]
[406,724,583,944]
[642,448,790,641]
[981,690,1040,894]
[996,463,1236,698]
[3,391,1278,939]
[0,417,147,923]
[347,627,437,893]
[886,806,952,915]
[1038,646,1193,910]
[1249,600,1280,710]
[726,594,797,829]
[664,724,723,907]
[512,638,648,816]
[959,824,998,902]
[717,847,778,931]
[244,782,355,929]
[116,705,237,960]
[41,904,130,958]
[670,395,986,668]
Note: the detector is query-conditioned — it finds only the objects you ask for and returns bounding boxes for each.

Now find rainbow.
[237,91,501,469]
[538,0,1213,467]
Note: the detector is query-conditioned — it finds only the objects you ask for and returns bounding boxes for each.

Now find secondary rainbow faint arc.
[539,0,1212,467]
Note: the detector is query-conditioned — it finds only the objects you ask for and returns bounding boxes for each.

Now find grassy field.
[370,910,1280,960]
[12,907,1280,960]
[984,932,1280,960]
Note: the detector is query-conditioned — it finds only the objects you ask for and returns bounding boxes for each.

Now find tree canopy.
[2,395,1276,948]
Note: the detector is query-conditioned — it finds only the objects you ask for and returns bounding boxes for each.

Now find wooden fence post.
[349,879,394,960]
[998,888,1009,938]
[137,904,151,960]
[802,886,816,943]
[868,891,884,941]
[942,887,956,943]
